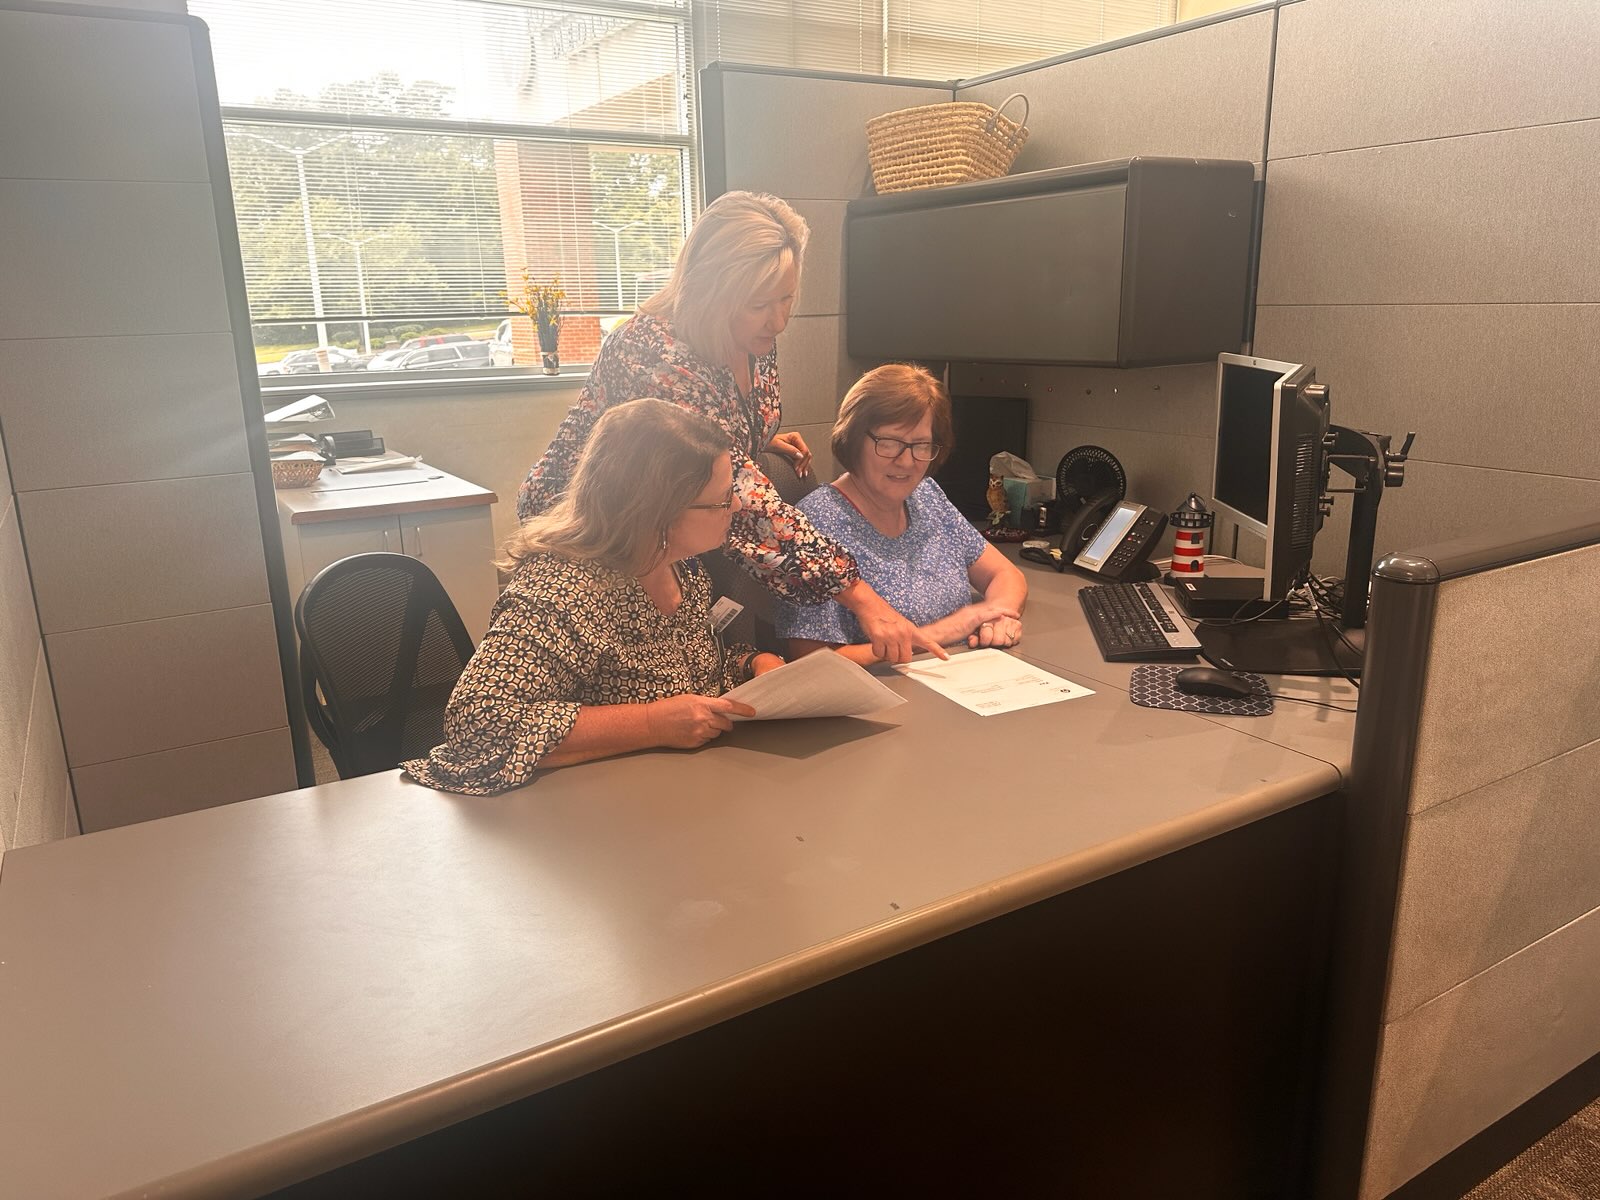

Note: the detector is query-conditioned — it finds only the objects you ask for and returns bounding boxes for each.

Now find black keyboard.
[1078,581,1202,663]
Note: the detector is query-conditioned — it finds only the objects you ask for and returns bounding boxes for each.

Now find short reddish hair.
[830,364,954,474]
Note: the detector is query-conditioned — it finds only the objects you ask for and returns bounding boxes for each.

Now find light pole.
[236,130,348,352]
[591,218,643,309]
[321,232,391,354]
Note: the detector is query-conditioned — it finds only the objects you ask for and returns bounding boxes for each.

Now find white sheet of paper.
[893,648,1094,716]
[723,648,906,721]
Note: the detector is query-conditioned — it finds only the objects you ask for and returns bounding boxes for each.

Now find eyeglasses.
[685,486,737,511]
[868,433,941,462]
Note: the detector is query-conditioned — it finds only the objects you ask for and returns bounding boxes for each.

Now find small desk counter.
[275,455,499,643]
[0,565,1356,1199]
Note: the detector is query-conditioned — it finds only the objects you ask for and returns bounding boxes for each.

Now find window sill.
[257,365,591,402]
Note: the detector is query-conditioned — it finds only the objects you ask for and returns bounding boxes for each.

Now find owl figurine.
[985,475,1010,530]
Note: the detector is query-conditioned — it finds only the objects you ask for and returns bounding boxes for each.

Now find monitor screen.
[1213,362,1279,530]
[1209,354,1328,602]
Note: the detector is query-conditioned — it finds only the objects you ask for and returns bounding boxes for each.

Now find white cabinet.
[277,462,500,643]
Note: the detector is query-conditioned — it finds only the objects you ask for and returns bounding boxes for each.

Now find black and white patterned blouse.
[403,553,759,796]
[515,311,861,605]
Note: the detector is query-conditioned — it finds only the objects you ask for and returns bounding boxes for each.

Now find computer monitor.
[1209,353,1329,604]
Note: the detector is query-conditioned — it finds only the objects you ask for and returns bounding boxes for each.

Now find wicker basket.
[271,456,325,489]
[866,93,1030,194]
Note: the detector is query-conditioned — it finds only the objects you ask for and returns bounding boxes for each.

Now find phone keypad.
[1105,512,1162,571]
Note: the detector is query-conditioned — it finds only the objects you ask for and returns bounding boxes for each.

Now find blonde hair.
[502,400,732,575]
[831,364,955,474]
[639,191,809,365]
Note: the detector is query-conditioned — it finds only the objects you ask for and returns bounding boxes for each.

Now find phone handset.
[1066,497,1168,582]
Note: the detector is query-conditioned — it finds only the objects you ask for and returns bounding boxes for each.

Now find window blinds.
[192,0,694,342]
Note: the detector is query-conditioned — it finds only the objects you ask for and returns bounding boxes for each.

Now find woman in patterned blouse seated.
[777,364,1028,663]
[406,400,783,796]
[516,190,943,664]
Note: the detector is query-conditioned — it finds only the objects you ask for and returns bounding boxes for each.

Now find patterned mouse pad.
[1129,665,1274,717]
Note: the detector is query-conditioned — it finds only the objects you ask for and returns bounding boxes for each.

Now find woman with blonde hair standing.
[516,190,941,663]
[409,400,781,796]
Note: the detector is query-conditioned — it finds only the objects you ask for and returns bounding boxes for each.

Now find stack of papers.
[723,648,905,720]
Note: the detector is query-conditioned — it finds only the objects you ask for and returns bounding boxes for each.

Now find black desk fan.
[1022,445,1127,571]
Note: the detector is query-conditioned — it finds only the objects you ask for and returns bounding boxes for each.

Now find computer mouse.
[1173,666,1257,699]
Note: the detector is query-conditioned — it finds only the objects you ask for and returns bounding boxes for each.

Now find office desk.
[0,565,1355,1199]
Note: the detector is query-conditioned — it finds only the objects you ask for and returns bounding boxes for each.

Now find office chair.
[294,552,476,779]
[703,450,820,654]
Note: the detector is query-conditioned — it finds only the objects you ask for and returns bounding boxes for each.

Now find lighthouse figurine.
[1169,492,1214,578]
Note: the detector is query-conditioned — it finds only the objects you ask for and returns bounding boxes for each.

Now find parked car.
[365,346,411,370]
[275,346,367,374]
[489,319,514,367]
[389,342,493,371]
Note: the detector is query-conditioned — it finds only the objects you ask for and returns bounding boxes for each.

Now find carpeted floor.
[1464,1097,1600,1199]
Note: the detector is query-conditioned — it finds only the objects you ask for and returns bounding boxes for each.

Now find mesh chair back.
[703,451,821,653]
[294,552,476,778]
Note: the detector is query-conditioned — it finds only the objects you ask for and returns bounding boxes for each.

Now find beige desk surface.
[0,567,1352,1200]
[275,453,497,525]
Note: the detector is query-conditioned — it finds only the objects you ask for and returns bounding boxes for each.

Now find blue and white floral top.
[776,479,986,645]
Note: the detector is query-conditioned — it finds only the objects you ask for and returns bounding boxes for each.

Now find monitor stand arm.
[1193,426,1415,679]
[1320,426,1415,629]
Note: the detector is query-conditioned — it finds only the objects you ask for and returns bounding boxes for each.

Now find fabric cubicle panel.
[0,2,304,831]
[1256,0,1600,583]
[1327,514,1600,1200]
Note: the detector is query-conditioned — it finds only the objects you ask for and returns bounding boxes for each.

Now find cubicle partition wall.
[911,0,1600,579]
[1254,1,1600,578]
[1319,514,1600,1199]
[0,1,305,832]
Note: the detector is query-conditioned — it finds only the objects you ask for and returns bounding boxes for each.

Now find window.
[193,0,695,380]
[202,1,1216,385]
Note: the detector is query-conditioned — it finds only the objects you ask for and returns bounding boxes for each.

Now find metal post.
[293,153,328,352]
[322,232,390,354]
[236,131,347,353]
[592,218,642,309]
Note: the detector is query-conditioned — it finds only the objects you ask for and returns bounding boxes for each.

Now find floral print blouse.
[515,312,860,605]
[403,554,759,797]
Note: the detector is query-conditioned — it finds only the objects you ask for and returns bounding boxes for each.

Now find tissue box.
[1001,477,1054,527]
[1000,477,1053,525]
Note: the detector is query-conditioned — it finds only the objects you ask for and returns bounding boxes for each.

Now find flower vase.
[537,328,559,375]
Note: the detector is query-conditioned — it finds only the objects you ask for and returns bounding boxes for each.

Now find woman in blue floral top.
[517,191,942,663]
[778,365,1027,664]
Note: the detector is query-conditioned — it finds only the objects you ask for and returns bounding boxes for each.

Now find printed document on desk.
[895,649,1094,716]
[724,649,906,720]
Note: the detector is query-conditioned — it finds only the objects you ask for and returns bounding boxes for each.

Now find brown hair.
[830,363,955,475]
[501,400,732,575]
[638,191,809,365]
